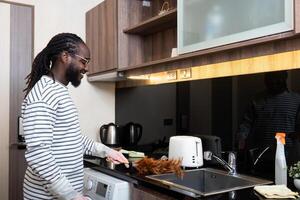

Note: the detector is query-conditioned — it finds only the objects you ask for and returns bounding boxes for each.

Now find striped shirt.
[238,90,300,147]
[22,75,109,200]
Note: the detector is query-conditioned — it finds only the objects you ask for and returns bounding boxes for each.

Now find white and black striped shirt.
[22,75,109,200]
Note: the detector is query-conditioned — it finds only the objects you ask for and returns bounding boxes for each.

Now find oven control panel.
[83,168,131,200]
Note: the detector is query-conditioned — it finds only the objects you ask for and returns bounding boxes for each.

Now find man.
[22,33,128,200]
[237,71,300,170]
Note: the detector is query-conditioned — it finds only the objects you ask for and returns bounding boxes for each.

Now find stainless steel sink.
[146,168,272,197]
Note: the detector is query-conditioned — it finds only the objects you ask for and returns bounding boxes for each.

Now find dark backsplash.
[116,69,300,151]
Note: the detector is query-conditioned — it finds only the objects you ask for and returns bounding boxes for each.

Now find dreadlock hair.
[24,33,85,97]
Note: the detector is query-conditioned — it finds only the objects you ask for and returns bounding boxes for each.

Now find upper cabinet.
[86,0,300,86]
[178,0,294,54]
[86,0,178,77]
[86,0,118,75]
[121,0,177,69]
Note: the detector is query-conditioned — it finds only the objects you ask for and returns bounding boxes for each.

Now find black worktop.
[83,157,298,200]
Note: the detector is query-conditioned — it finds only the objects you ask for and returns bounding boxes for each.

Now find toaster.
[168,136,203,168]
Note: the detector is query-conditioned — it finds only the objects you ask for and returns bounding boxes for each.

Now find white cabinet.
[178,0,294,54]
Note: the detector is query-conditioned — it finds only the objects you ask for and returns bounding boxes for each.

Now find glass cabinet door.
[178,0,294,54]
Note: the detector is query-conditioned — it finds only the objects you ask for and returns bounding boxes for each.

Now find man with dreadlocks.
[21,33,128,200]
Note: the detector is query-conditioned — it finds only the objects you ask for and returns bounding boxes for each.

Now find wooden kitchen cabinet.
[86,0,144,76]
[86,0,118,75]
[132,186,179,200]
[121,0,177,70]
[87,0,300,85]
[86,0,178,77]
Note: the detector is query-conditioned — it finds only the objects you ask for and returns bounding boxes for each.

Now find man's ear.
[60,51,71,64]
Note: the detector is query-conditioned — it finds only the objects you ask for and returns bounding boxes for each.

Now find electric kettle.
[99,123,122,146]
[124,122,143,146]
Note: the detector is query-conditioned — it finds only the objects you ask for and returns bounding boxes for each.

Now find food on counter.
[134,156,183,177]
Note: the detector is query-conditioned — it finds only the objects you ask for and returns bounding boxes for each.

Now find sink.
[146,168,272,197]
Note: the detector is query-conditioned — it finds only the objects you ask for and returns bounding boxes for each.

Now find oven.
[83,168,131,200]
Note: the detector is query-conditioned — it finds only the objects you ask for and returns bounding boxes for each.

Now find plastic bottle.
[275,132,287,185]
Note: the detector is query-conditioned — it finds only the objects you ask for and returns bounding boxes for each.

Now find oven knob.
[85,179,93,190]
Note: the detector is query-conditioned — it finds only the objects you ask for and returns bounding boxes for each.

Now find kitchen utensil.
[168,136,203,168]
[124,122,142,146]
[134,156,183,176]
[100,123,122,146]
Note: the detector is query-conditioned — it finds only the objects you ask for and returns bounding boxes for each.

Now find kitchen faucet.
[204,151,237,175]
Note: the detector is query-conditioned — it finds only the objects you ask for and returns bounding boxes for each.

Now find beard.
[66,62,82,87]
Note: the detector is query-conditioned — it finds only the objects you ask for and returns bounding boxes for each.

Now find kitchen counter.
[83,157,298,200]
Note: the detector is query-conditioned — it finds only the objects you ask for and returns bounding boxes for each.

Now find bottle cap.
[275,132,286,144]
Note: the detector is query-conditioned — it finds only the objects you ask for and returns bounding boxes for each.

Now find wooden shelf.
[118,55,184,71]
[118,31,295,71]
[123,8,177,35]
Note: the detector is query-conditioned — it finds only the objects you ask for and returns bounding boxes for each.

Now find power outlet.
[167,70,177,80]
[179,68,192,79]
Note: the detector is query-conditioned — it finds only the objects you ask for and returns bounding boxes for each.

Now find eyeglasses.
[74,54,90,65]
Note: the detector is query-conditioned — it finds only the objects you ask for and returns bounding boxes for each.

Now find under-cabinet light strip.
[123,50,300,86]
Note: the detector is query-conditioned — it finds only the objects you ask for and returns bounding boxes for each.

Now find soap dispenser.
[275,132,287,185]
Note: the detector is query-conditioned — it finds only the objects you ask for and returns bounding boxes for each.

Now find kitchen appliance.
[83,168,131,200]
[100,123,122,146]
[193,134,222,165]
[168,136,203,168]
[124,122,142,146]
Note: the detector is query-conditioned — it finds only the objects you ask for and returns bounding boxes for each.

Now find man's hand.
[106,149,129,165]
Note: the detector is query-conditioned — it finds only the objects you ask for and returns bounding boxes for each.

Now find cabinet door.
[86,0,117,74]
[132,186,177,200]
[178,0,294,54]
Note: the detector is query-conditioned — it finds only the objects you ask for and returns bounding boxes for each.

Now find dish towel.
[254,185,299,199]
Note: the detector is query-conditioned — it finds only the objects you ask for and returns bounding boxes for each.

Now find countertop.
[83,157,298,200]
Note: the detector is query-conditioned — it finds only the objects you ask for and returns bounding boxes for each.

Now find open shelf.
[123,8,177,35]
[118,55,184,71]
[118,31,297,71]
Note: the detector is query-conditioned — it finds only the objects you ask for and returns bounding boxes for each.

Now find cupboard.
[178,0,294,54]
[86,0,177,77]
[86,0,300,87]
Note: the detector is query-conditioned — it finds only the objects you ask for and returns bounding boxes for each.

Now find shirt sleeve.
[23,102,79,200]
[81,134,111,158]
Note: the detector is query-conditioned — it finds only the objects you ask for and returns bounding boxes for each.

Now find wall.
[26,0,115,141]
[0,3,10,200]
[1,0,115,199]
[3,0,113,141]
[116,84,176,144]
[189,80,212,134]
